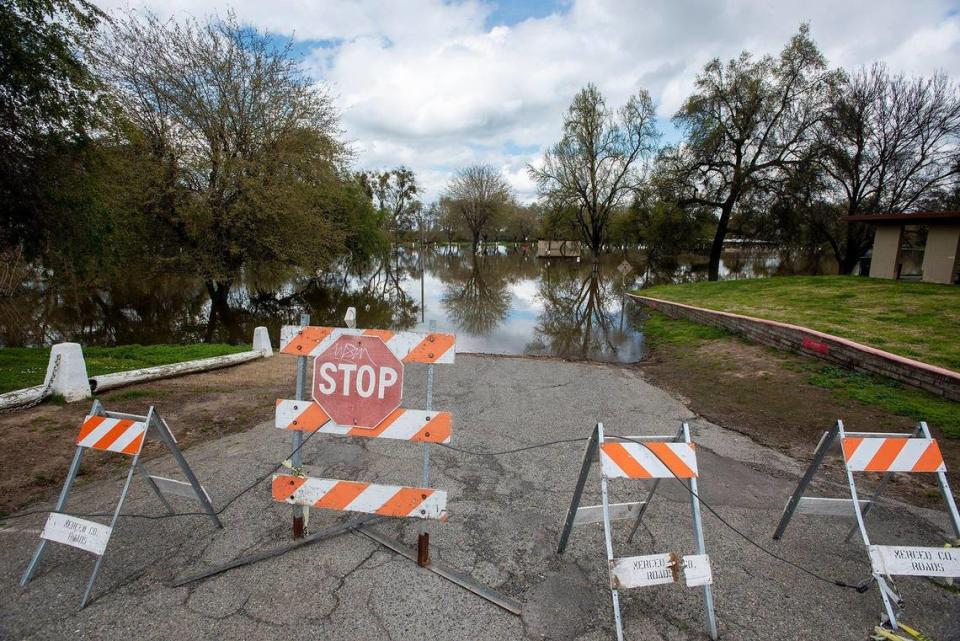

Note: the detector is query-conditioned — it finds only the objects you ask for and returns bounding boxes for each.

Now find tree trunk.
[707,205,733,281]
[839,222,870,275]
[205,279,233,343]
[591,215,604,259]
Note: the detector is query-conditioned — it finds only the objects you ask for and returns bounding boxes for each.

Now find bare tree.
[817,64,960,272]
[443,165,511,251]
[663,25,834,280]
[529,83,658,258]
[413,201,440,244]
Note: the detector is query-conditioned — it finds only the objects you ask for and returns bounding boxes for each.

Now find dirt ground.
[0,357,295,516]
[1,338,957,516]
[637,336,959,507]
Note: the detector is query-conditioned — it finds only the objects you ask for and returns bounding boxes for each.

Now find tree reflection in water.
[292,254,420,332]
[0,252,420,347]
[440,253,511,334]
[529,262,644,362]
[2,245,833,361]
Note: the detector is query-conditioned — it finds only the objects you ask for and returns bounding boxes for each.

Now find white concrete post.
[344,307,357,329]
[252,326,273,357]
[45,343,91,402]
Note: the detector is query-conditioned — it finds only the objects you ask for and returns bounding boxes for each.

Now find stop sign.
[312,335,404,428]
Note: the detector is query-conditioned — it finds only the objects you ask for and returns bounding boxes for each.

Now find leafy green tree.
[96,12,381,337]
[500,201,540,242]
[633,200,712,262]
[357,167,420,242]
[0,0,104,251]
[435,198,466,244]
[540,203,580,241]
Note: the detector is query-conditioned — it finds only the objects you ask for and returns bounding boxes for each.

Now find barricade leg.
[839,421,902,629]
[80,451,140,609]
[684,423,718,640]
[419,320,436,567]
[773,421,840,540]
[20,446,84,586]
[597,423,625,641]
[625,479,660,542]
[920,422,960,538]
[292,313,309,538]
[557,424,599,554]
[149,412,221,528]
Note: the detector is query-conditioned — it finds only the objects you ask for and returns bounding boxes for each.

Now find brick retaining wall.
[630,295,960,402]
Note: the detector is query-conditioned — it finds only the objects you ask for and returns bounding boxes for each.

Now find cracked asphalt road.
[1,355,958,640]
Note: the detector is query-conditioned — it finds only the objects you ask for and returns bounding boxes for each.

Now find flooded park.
[1,245,837,363]
[4,4,960,640]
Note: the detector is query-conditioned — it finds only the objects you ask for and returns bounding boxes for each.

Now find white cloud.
[92,0,960,202]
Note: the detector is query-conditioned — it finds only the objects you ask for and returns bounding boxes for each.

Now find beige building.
[536,240,581,259]
[848,212,960,285]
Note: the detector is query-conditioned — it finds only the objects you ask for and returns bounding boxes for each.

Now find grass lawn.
[640,276,960,371]
[0,344,251,394]
[642,313,960,437]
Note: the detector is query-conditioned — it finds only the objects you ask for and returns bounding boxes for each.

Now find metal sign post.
[292,313,310,538]
[419,319,437,566]
[773,420,960,631]
[558,422,718,641]
[19,402,220,608]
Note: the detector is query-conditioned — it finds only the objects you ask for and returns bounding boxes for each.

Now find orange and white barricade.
[19,401,220,608]
[773,420,960,631]
[273,317,455,564]
[557,422,718,641]
[279,325,455,363]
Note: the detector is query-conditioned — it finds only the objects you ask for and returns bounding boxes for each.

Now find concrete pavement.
[1,355,957,640]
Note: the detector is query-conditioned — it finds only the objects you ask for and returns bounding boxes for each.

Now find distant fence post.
[252,326,273,357]
[46,343,92,402]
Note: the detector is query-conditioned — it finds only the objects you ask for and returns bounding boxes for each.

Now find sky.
[91,0,960,202]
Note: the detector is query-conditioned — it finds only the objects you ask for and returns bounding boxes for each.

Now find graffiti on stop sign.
[315,350,399,400]
[312,335,404,428]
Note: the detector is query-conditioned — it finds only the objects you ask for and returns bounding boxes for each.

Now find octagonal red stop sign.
[312,334,404,428]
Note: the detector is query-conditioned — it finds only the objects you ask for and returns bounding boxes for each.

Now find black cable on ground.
[604,433,867,592]
[438,431,867,593]
[0,428,321,523]
[0,425,874,593]
[436,437,589,456]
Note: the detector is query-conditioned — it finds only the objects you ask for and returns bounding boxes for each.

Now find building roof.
[844,211,960,225]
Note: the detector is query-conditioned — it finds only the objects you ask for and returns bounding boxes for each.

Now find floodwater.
[0,244,837,363]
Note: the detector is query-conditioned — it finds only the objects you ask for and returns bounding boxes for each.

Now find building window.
[897,225,927,280]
